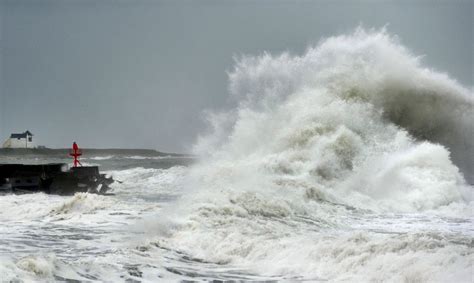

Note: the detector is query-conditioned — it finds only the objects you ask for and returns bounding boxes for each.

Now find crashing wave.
[189,27,472,213]
[153,28,473,281]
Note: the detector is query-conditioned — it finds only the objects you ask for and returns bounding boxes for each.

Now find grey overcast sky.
[0,0,472,152]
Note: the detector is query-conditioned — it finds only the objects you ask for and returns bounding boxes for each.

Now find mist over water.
[1,29,473,282]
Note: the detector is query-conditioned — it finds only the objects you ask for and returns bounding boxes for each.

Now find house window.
[28,137,32,142]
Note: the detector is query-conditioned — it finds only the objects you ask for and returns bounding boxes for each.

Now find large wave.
[156,28,473,281]
[189,27,472,212]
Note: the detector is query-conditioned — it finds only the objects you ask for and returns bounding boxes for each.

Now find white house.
[2,131,36,148]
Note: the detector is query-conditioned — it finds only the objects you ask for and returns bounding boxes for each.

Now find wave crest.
[192,28,472,212]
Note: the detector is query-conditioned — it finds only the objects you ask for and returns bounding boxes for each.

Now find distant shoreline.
[0,148,191,157]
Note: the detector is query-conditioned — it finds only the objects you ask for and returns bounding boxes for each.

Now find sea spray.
[156,28,473,281]
[186,28,472,214]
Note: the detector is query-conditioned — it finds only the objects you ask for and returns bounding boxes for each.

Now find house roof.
[10,131,33,139]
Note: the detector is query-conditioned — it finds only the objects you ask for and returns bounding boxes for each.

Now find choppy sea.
[1,29,473,282]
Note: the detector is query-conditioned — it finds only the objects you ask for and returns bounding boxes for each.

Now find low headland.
[0,148,191,158]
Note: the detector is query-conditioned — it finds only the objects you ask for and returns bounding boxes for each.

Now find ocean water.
[1,29,473,282]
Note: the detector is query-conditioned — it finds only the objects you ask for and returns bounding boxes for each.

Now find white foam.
[190,27,472,213]
[155,28,473,281]
[86,155,116,160]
